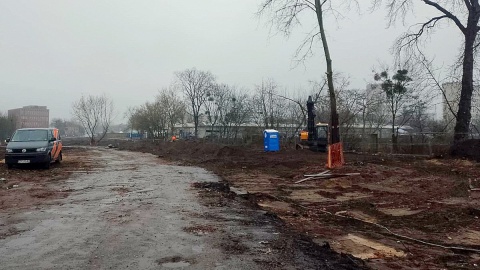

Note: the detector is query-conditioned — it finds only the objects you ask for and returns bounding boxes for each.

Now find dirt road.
[0,148,362,270]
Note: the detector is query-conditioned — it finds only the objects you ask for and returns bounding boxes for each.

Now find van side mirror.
[5,138,10,143]
[49,137,57,142]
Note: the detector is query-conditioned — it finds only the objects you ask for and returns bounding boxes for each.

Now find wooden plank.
[304,170,330,177]
[295,173,361,184]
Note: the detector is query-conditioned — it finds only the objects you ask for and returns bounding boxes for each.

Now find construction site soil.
[112,139,480,269]
[1,139,480,269]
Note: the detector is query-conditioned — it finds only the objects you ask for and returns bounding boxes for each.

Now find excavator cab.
[298,123,328,152]
[314,123,328,152]
[316,123,328,140]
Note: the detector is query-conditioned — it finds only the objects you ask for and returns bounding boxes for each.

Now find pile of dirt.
[214,145,245,157]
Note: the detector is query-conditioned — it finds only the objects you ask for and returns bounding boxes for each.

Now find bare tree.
[402,99,433,141]
[252,79,287,129]
[218,88,252,141]
[204,84,227,139]
[374,0,480,146]
[131,101,168,139]
[127,106,149,137]
[175,68,215,137]
[337,88,364,141]
[127,88,186,140]
[361,86,390,137]
[124,107,138,135]
[157,87,187,137]
[214,85,234,139]
[72,94,114,145]
[258,0,358,144]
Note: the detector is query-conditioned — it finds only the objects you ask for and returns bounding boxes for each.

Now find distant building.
[64,124,82,137]
[8,105,49,129]
[442,82,480,130]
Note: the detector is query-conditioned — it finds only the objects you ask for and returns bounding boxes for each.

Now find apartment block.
[8,105,49,129]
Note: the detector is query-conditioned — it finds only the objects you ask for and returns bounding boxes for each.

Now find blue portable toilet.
[264,129,280,152]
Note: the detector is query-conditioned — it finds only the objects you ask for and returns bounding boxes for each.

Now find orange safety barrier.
[326,142,344,169]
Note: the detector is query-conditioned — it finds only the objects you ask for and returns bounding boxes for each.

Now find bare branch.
[423,0,466,33]
[394,15,448,53]
[414,45,458,120]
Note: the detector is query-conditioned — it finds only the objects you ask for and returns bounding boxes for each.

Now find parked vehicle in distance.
[4,128,63,169]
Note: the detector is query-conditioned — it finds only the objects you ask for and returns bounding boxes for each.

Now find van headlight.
[36,147,47,152]
[6,149,12,153]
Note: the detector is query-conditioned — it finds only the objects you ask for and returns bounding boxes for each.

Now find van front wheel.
[55,152,62,163]
[43,155,51,169]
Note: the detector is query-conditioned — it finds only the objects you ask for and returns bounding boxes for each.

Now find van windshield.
[11,130,48,142]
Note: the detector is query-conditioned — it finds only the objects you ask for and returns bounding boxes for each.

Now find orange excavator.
[297,96,329,152]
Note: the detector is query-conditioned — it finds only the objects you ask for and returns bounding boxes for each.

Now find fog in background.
[0,0,459,122]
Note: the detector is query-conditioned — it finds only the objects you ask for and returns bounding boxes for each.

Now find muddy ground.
[2,139,480,269]
[0,147,97,213]
[109,139,480,269]
[0,146,364,269]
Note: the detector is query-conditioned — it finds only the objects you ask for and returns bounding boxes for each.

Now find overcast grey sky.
[0,1,460,122]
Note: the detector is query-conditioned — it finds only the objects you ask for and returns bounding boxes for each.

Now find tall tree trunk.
[315,0,339,144]
[194,115,199,137]
[391,98,398,152]
[453,33,474,142]
[453,7,480,144]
